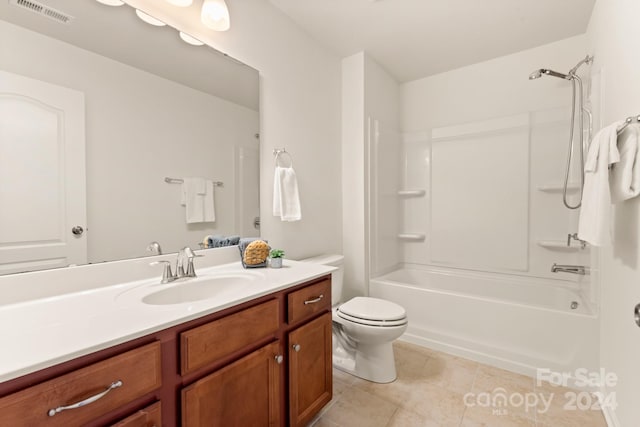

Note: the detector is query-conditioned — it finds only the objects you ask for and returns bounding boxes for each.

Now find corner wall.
[587,0,640,425]
[342,52,400,299]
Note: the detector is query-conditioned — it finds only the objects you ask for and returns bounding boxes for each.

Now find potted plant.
[269,249,285,268]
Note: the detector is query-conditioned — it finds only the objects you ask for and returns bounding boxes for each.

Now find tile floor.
[309,341,608,427]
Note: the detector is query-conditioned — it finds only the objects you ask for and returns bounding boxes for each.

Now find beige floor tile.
[323,386,398,427]
[473,365,535,395]
[352,373,416,407]
[535,389,608,427]
[319,345,606,427]
[460,405,536,427]
[385,407,457,427]
[333,367,357,385]
[307,416,341,427]
[401,382,467,426]
[420,351,478,394]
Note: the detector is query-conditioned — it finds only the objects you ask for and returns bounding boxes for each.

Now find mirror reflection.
[0,0,260,275]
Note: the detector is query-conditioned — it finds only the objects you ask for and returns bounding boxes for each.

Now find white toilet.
[301,254,408,383]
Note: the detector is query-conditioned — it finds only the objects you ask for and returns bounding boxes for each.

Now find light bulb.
[201,0,230,31]
[165,0,193,6]
[179,32,204,46]
[135,9,167,27]
[96,0,124,6]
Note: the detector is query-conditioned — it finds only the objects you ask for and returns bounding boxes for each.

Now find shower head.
[529,69,543,80]
[528,68,570,80]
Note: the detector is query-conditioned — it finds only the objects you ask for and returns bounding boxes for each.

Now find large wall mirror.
[0,0,260,275]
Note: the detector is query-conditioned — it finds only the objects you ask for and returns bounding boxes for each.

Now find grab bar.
[551,263,587,275]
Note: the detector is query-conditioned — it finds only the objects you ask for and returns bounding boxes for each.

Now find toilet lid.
[337,297,406,322]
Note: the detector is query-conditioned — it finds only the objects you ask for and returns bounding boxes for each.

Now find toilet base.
[332,339,398,384]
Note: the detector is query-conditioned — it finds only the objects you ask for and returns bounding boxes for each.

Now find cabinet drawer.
[288,279,331,324]
[0,342,162,427]
[111,401,161,427]
[181,299,280,375]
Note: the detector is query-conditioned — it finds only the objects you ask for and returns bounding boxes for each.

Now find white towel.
[578,121,623,246]
[181,177,215,223]
[610,126,640,203]
[273,166,301,221]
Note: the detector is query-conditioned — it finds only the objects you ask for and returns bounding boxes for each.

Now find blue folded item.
[207,235,225,248]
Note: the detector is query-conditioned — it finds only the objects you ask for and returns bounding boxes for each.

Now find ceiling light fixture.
[165,0,193,6]
[201,0,230,31]
[95,0,124,6]
[179,32,204,46]
[135,9,167,27]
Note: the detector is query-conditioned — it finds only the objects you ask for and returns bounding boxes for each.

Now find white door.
[0,71,86,274]
[236,146,260,237]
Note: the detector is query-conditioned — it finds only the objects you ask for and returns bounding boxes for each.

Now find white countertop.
[0,259,334,383]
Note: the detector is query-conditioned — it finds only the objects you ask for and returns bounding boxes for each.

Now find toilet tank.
[300,254,344,306]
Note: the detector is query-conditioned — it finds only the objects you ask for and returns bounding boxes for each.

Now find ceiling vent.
[9,0,74,25]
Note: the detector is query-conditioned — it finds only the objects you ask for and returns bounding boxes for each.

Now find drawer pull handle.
[47,380,123,417]
[275,355,284,364]
[303,294,324,305]
[292,344,301,352]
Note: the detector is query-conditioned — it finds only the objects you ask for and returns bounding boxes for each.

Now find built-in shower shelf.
[537,240,588,251]
[537,183,580,193]
[397,189,426,197]
[398,233,426,241]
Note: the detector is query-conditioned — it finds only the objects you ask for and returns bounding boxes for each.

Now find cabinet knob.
[292,344,301,352]
[275,354,284,364]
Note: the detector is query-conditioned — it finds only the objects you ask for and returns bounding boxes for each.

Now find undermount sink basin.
[121,272,264,306]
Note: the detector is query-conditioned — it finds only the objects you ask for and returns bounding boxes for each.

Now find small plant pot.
[270,257,283,268]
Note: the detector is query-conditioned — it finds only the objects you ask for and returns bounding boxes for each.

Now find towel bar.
[164,177,223,186]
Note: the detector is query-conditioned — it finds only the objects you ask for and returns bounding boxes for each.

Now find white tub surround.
[0,248,334,382]
[370,267,599,383]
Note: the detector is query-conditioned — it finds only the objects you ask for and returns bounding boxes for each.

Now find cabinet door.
[111,402,161,427]
[289,313,332,427]
[182,341,282,427]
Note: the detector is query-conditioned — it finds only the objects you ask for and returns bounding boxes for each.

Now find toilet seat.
[337,297,407,327]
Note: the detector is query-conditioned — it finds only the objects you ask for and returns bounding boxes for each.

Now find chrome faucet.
[176,246,202,279]
[146,241,162,255]
[150,247,203,284]
[551,263,587,275]
[149,260,175,284]
[567,233,587,249]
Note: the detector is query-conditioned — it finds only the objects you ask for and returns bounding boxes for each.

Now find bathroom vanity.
[0,256,333,426]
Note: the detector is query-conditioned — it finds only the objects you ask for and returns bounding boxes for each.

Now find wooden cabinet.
[111,402,161,427]
[182,341,282,427]
[287,279,331,324]
[181,299,280,375]
[0,342,161,427]
[288,313,333,427]
[0,275,332,427]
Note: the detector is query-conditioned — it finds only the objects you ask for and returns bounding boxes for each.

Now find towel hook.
[273,148,293,168]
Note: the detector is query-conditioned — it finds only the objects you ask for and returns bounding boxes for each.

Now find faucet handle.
[150,260,175,284]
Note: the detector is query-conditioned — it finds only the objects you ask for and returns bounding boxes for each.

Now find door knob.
[275,355,284,364]
[71,226,84,236]
[292,344,301,352]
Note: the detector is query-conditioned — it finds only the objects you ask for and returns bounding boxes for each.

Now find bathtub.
[369,267,599,378]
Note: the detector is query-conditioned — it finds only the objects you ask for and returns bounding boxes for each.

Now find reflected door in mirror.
[0,71,86,274]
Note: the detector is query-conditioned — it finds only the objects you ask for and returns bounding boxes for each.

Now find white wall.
[402,35,588,130]
[400,35,591,282]
[0,20,258,262]
[342,52,400,299]
[587,0,640,425]
[129,0,343,260]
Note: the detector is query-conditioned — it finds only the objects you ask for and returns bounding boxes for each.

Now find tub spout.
[551,263,587,275]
